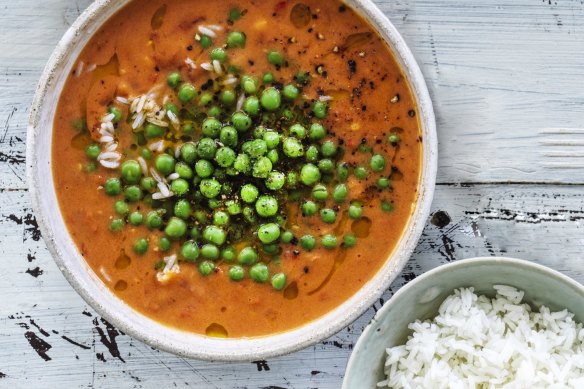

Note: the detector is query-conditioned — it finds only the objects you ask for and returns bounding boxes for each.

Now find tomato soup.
[52,0,422,337]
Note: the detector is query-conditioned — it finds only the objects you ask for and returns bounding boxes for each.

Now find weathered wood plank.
[1,184,583,387]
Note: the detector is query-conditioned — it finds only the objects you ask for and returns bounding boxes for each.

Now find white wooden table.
[1,0,583,387]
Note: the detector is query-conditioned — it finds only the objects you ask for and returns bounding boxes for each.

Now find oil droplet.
[220,307,227,313]
[205,323,228,338]
[342,32,373,50]
[284,281,299,300]
[114,280,128,291]
[70,131,92,150]
[151,4,167,30]
[290,3,311,28]
[115,250,132,270]
[351,217,372,238]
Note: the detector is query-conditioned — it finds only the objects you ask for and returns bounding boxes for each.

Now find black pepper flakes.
[186,45,193,51]
[348,59,357,78]
[303,266,309,274]
[339,5,347,12]
[408,109,416,117]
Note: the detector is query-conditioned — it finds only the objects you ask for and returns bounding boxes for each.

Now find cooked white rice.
[378,286,584,388]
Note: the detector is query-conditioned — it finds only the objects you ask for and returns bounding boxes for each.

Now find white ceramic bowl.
[27,0,437,361]
[343,257,584,388]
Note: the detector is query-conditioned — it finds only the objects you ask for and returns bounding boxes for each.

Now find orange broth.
[52,0,422,337]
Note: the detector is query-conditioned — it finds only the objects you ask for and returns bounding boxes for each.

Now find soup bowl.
[343,257,584,387]
[27,0,437,361]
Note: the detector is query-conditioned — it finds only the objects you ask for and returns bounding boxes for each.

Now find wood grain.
[1,0,584,387]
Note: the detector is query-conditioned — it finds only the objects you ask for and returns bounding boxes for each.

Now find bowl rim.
[26,0,437,361]
[342,256,584,388]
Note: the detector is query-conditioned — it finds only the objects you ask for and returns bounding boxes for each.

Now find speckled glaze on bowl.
[26,0,437,361]
[342,257,584,388]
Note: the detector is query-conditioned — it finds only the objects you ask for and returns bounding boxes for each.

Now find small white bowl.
[343,257,584,388]
[27,0,437,361]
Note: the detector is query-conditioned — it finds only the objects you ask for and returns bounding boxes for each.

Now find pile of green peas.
[87,21,395,291]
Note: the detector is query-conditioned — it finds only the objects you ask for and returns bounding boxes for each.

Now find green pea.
[196,138,217,159]
[311,184,328,201]
[349,203,363,219]
[199,34,212,48]
[271,273,287,290]
[146,211,163,229]
[255,195,278,217]
[243,96,260,116]
[202,117,222,137]
[388,133,401,144]
[289,124,306,139]
[221,246,237,262]
[141,148,153,160]
[262,72,274,84]
[197,261,214,276]
[218,126,238,147]
[313,100,328,119]
[370,154,386,172]
[318,158,334,173]
[175,162,193,180]
[165,217,187,239]
[210,47,227,62]
[213,211,230,226]
[194,160,213,178]
[333,184,348,203]
[233,153,251,173]
[267,149,279,164]
[281,108,294,121]
[128,211,143,225]
[232,111,252,131]
[180,143,197,164]
[167,72,181,88]
[282,137,304,158]
[239,184,258,203]
[265,171,285,190]
[203,225,226,245]
[229,265,245,281]
[343,234,357,248]
[337,162,349,182]
[159,237,171,251]
[84,162,97,173]
[227,31,246,48]
[321,140,337,157]
[321,234,337,249]
[305,145,319,162]
[190,227,201,239]
[178,83,197,103]
[250,263,269,283]
[267,50,285,66]
[241,75,258,94]
[201,244,220,260]
[85,144,100,159]
[215,147,236,168]
[280,231,294,244]
[124,185,143,202]
[301,200,318,216]
[300,235,316,251]
[104,178,121,196]
[199,178,221,198]
[375,176,390,189]
[257,223,281,244]
[133,238,148,255]
[286,171,299,188]
[252,157,273,178]
[262,132,280,149]
[181,241,200,262]
[309,123,327,141]
[226,199,242,215]
[381,200,394,212]
[114,200,129,215]
[320,208,337,224]
[218,90,235,106]
[165,102,179,116]
[300,163,321,186]
[354,166,368,180]
[199,92,213,106]
[110,218,124,232]
[260,87,281,111]
[208,105,222,117]
[238,246,258,265]
[171,178,189,196]
[283,84,299,100]
[155,154,175,175]
[174,199,191,219]
[244,139,268,158]
[108,106,122,122]
[145,123,166,139]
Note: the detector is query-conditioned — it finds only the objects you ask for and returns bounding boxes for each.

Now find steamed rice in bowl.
[378,285,584,388]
